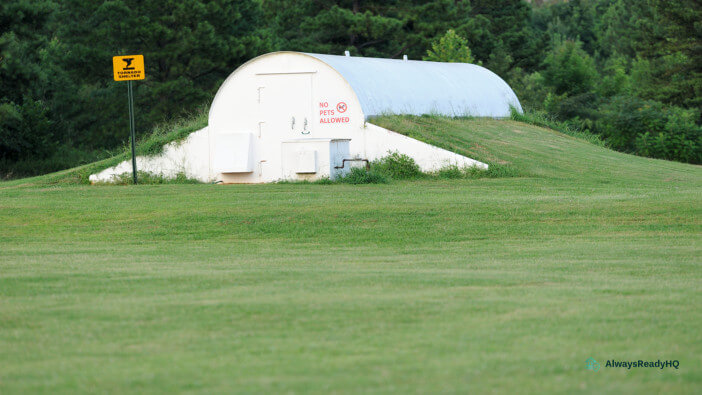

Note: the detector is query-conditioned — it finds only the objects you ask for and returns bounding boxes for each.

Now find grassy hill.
[373,115,700,185]
[1,117,700,393]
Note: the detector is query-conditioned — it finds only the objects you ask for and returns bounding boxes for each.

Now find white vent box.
[213,132,254,173]
[296,150,317,173]
[281,138,350,180]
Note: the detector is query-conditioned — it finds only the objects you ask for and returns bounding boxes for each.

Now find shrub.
[634,132,700,164]
[508,70,550,112]
[596,97,701,163]
[338,167,389,184]
[436,165,464,179]
[432,163,520,180]
[596,96,667,151]
[543,92,599,121]
[372,152,422,179]
[98,171,202,185]
[479,163,521,178]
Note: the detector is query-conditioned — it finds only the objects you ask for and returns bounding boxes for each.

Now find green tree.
[595,0,648,59]
[424,29,474,63]
[634,0,701,109]
[4,0,702,174]
[262,0,472,60]
[532,0,598,54]
[542,40,597,97]
[539,40,599,121]
[54,0,271,149]
[0,0,57,162]
[466,0,545,70]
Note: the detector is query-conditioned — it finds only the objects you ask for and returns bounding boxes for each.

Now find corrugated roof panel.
[306,53,522,119]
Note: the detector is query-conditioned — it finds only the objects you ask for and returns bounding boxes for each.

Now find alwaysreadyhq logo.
[585,358,600,372]
[586,358,679,371]
[605,360,679,370]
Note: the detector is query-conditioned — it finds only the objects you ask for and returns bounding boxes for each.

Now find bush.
[543,92,599,121]
[634,132,700,164]
[479,163,522,178]
[596,96,701,163]
[338,167,389,184]
[596,96,667,151]
[436,165,464,179]
[508,70,550,112]
[98,171,202,185]
[432,163,520,180]
[372,152,422,179]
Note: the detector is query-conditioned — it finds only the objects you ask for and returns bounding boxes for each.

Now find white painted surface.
[89,123,484,183]
[296,150,317,174]
[91,51,498,184]
[361,124,487,171]
[281,138,350,181]
[88,127,214,183]
[307,53,522,117]
[213,132,254,173]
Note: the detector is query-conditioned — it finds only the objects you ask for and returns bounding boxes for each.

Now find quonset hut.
[90,51,522,184]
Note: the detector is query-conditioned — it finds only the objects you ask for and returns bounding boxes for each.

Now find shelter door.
[258,73,313,138]
[256,72,314,180]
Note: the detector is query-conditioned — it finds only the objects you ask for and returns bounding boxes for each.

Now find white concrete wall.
[88,123,486,183]
[89,127,215,183]
[361,124,487,171]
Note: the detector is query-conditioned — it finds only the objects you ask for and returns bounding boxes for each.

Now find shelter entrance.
[257,72,314,138]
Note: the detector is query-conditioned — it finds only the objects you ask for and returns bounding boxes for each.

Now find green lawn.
[1,117,700,393]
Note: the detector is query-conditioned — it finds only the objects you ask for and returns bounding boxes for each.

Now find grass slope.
[1,116,700,394]
[1,109,208,187]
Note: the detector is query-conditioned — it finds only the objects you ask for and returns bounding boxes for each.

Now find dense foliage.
[1,0,269,177]
[1,0,700,177]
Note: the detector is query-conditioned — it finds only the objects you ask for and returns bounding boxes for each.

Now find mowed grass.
[1,116,701,394]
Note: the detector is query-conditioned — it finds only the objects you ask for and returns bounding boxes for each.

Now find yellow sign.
[112,55,145,81]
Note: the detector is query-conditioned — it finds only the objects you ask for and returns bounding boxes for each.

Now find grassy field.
[1,117,700,393]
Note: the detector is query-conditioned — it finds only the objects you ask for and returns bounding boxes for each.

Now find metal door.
[256,72,314,181]
[257,72,313,138]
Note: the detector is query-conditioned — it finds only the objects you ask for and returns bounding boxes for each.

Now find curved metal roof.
[307,53,522,119]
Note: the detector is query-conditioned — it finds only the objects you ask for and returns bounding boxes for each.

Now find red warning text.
[319,101,350,124]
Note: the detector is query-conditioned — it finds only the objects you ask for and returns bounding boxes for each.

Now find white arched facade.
[91,52,522,184]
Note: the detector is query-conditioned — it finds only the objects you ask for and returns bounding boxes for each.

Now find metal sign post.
[127,80,137,184]
[112,54,146,184]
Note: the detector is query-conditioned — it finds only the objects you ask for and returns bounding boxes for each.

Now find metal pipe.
[334,159,370,170]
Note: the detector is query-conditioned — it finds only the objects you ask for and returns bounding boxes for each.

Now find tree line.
[1,0,700,177]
